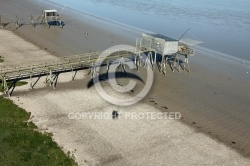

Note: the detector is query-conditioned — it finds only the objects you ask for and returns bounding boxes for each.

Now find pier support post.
[29,15,36,28]
[52,78,56,89]
[3,77,10,97]
[134,54,140,72]
[30,74,33,89]
[107,60,110,71]
[71,68,74,81]
[183,54,190,73]
[153,51,157,70]
[59,17,63,28]
[170,54,180,73]
[0,15,3,29]
[118,57,126,74]
[154,51,157,64]
[139,38,142,67]
[144,52,153,69]
[161,58,165,75]
[90,62,98,78]
[1,75,3,88]
[176,54,181,73]
[49,69,52,86]
[15,15,20,28]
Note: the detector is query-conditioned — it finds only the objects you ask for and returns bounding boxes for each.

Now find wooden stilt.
[0,15,3,29]
[15,15,20,28]
[49,69,52,86]
[71,68,74,81]
[3,77,9,96]
[30,74,33,89]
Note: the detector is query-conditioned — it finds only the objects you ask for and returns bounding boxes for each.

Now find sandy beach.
[1,0,250,165]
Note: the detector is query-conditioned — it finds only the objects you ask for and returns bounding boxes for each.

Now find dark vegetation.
[0,97,77,165]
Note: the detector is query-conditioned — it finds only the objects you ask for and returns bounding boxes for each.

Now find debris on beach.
[112,110,119,119]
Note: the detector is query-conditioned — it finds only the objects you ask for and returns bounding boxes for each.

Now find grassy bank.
[0,97,77,165]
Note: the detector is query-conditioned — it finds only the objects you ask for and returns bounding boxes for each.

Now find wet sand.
[1,0,250,165]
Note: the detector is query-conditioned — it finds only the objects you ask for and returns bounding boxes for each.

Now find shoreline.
[2,0,250,63]
[47,0,250,62]
[1,0,250,164]
[46,0,250,61]
[195,46,250,66]
[46,0,154,36]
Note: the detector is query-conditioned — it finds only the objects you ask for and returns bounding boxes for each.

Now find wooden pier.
[0,34,194,96]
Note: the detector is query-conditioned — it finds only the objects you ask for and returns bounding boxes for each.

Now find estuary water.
[48,0,250,61]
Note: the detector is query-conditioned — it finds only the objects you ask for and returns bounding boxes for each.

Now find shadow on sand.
[87,71,144,89]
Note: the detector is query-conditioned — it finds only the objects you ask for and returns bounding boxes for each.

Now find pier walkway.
[0,40,193,96]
